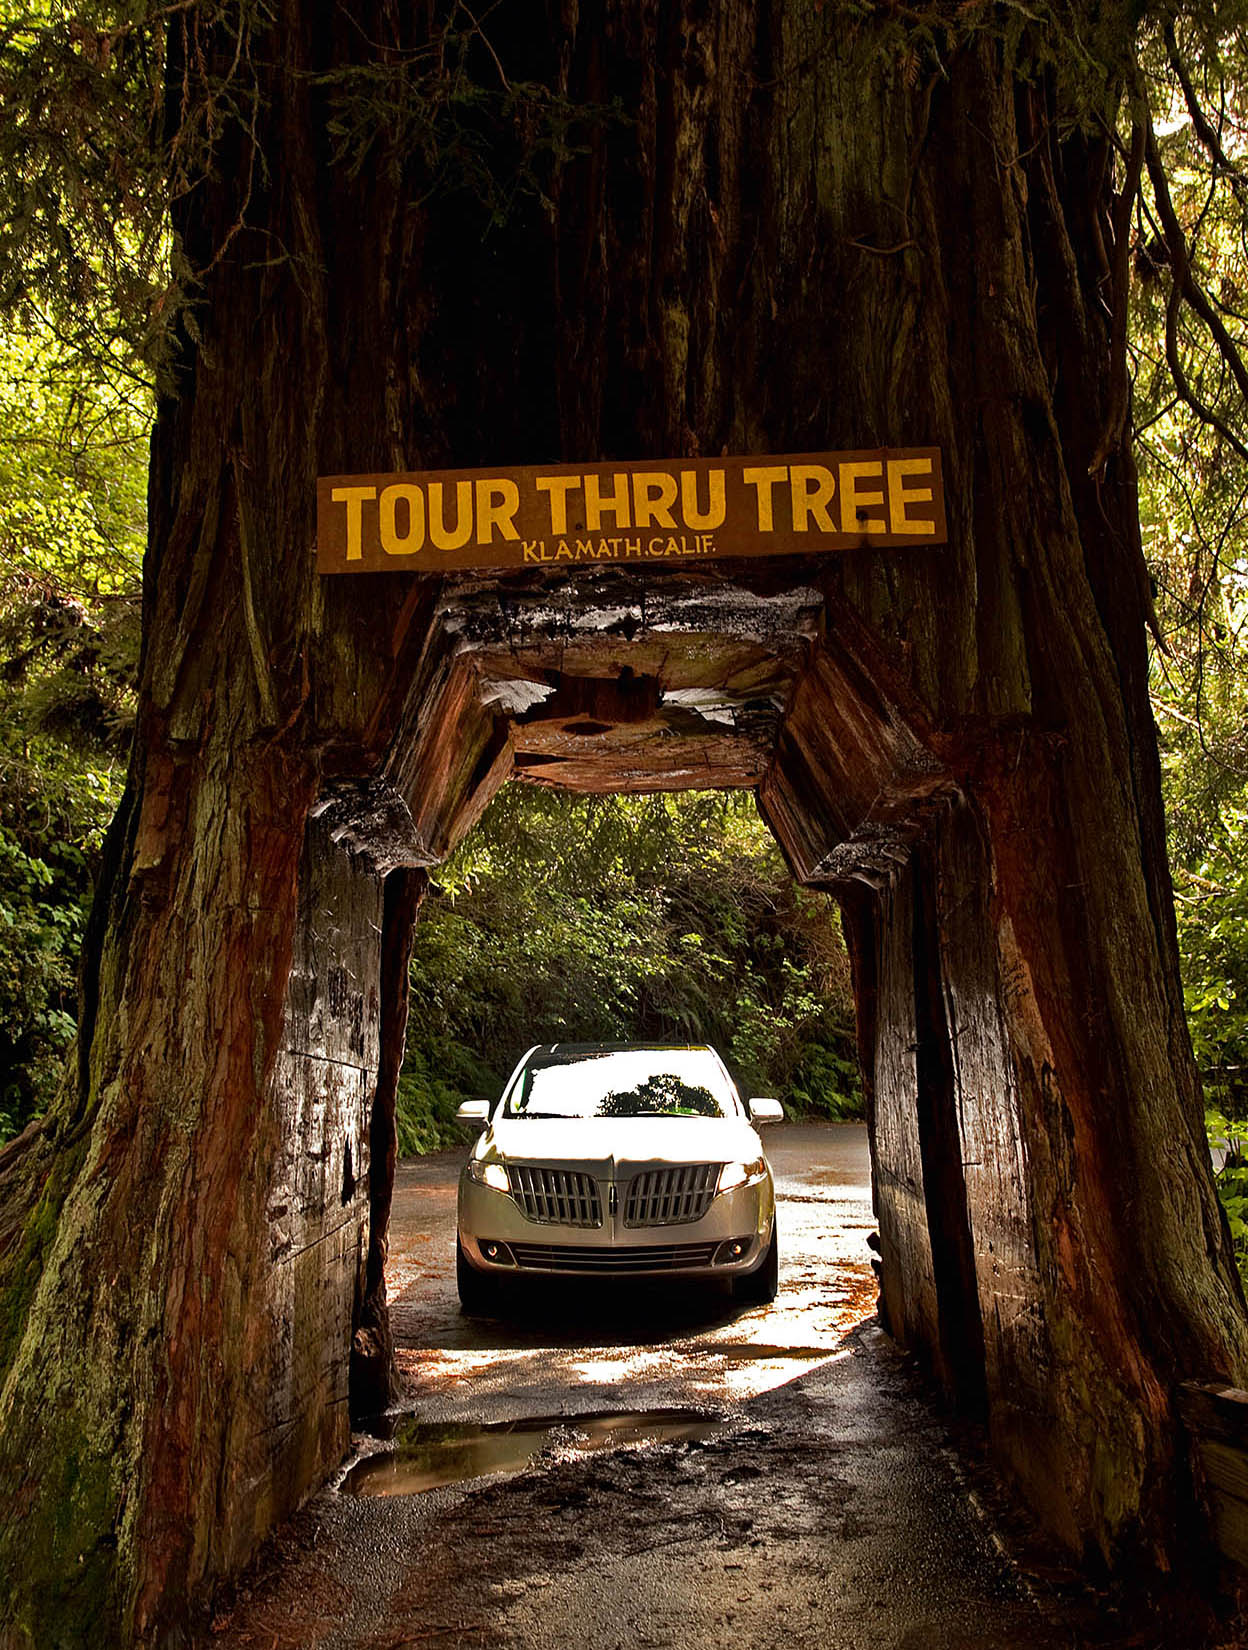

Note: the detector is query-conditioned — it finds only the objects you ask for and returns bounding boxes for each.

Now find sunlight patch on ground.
[393,1265,876,1419]
[386,1125,879,1423]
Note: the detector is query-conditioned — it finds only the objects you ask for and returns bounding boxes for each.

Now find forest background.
[4,7,1248,1266]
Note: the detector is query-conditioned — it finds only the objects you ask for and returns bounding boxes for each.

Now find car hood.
[479,1115,763,1170]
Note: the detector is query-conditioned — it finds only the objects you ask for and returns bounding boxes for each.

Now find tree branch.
[1162,22,1246,190]
[1145,109,1248,453]
[1092,115,1146,474]
[1160,277,1248,459]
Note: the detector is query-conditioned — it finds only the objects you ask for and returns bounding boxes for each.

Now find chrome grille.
[510,1241,719,1272]
[623,1164,718,1228]
[509,1165,602,1228]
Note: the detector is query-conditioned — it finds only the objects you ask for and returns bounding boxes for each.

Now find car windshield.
[503,1048,736,1120]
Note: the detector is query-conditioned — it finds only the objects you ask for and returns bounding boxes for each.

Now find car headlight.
[718,1156,766,1193]
[467,1158,510,1193]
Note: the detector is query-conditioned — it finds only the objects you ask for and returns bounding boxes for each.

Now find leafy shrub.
[1205,1108,1248,1281]
[0,731,123,1138]
[0,317,145,1143]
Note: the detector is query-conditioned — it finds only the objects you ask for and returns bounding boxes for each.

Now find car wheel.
[456,1237,504,1315]
[734,1224,779,1304]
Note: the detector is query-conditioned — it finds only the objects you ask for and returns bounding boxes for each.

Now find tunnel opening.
[359,779,880,1448]
[271,560,1139,1573]
[221,546,1230,1602]
[392,783,861,1155]
[285,563,952,1456]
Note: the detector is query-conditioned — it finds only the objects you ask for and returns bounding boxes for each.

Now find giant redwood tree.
[2,0,1248,1643]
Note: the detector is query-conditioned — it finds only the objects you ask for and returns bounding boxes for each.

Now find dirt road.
[201,1124,1207,1649]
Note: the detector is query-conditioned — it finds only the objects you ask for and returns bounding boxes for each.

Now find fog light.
[728,1241,746,1258]
[478,1240,515,1266]
[713,1237,754,1266]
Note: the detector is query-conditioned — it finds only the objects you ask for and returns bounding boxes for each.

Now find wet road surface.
[202,1123,1227,1649]
[385,1122,880,1422]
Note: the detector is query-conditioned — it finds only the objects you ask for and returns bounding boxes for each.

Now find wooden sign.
[316,448,946,575]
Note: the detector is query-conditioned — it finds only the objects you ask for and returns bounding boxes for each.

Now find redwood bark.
[350,866,427,1423]
[0,2,1244,1642]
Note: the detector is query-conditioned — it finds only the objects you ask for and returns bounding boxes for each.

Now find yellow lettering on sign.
[838,462,887,533]
[887,457,936,534]
[743,465,789,531]
[330,485,378,561]
[680,470,726,530]
[475,479,520,543]
[428,480,473,550]
[535,475,582,535]
[379,483,425,556]
[789,465,836,532]
[584,472,631,530]
[632,472,679,528]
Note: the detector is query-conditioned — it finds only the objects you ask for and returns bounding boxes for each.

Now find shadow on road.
[434,1276,752,1349]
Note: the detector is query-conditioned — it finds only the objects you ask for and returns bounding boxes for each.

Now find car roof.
[531,1042,716,1056]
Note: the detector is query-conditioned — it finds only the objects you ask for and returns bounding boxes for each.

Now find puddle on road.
[342,1408,720,1498]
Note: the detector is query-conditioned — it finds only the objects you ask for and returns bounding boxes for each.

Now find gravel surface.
[200,1124,1240,1650]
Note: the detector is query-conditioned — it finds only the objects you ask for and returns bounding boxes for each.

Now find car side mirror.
[455,1100,491,1129]
[748,1097,784,1125]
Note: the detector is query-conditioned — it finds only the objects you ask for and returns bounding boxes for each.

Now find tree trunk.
[350,865,427,1423]
[1,2,1245,1642]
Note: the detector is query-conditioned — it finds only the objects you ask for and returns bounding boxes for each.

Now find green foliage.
[0,312,145,1142]
[397,787,862,1152]
[395,1044,499,1156]
[1173,813,1248,1120]
[0,0,182,373]
[0,725,122,1140]
[1205,1109,1248,1281]
[1127,9,1248,1276]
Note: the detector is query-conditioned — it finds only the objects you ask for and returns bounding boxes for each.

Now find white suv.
[455,1042,782,1313]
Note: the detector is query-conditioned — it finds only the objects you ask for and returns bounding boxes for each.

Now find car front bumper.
[458,1172,775,1280]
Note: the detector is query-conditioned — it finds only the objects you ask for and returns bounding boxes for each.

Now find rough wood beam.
[384,658,513,866]
[438,571,823,666]
[512,721,770,792]
[760,627,952,884]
